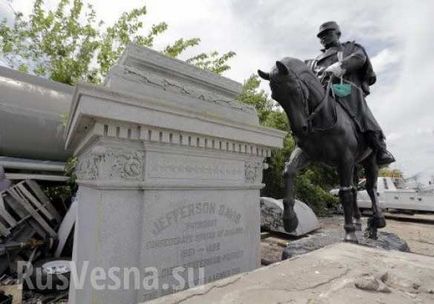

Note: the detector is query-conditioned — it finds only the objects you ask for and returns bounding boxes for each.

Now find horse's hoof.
[367,231,378,240]
[283,215,298,232]
[344,232,358,244]
[365,226,378,240]
[375,216,386,229]
[282,210,298,232]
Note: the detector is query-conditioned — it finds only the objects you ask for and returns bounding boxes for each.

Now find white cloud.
[7,0,434,178]
[0,0,15,26]
[371,49,401,75]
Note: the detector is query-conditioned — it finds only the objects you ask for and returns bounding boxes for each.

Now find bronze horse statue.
[258,57,386,242]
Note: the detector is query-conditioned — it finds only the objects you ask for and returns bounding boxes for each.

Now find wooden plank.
[27,218,49,239]
[25,180,61,221]
[263,237,289,248]
[3,193,28,219]
[0,220,10,237]
[261,232,271,239]
[2,199,47,238]
[0,194,17,227]
[16,184,55,222]
[5,173,69,182]
[25,180,50,203]
[6,188,57,237]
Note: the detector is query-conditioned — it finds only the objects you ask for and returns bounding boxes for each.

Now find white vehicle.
[357,177,434,212]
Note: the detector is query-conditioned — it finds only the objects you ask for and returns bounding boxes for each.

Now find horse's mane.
[277,57,326,100]
[279,57,310,75]
[272,57,338,132]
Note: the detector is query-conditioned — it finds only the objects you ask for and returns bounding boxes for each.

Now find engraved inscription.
[151,202,241,236]
[142,200,248,301]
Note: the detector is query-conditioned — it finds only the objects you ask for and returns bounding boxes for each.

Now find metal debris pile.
[0,172,74,303]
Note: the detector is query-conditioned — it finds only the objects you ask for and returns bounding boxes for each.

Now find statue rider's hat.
[317,21,341,37]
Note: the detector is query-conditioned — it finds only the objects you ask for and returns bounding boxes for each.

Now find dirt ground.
[319,215,434,257]
[261,214,434,264]
[382,215,434,257]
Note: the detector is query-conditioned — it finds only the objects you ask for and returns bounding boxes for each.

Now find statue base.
[282,229,409,260]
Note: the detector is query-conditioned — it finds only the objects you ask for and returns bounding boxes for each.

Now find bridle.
[290,70,333,133]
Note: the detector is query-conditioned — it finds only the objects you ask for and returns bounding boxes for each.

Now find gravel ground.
[316,214,434,257]
[381,215,434,257]
[261,213,434,264]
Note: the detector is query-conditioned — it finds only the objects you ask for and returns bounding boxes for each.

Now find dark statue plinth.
[282,229,410,260]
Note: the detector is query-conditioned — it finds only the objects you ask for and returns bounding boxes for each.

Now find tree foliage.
[0,0,235,85]
[237,74,339,216]
[187,51,236,77]
[237,75,274,124]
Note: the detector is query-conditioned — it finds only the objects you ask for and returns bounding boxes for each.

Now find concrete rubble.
[260,197,320,236]
[147,243,434,304]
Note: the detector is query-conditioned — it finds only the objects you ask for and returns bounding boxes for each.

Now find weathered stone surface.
[65,45,286,303]
[260,197,320,236]
[104,44,257,127]
[354,273,391,293]
[146,243,434,304]
[282,228,409,260]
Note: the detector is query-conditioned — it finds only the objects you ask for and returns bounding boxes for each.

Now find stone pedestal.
[146,243,434,304]
[65,45,285,303]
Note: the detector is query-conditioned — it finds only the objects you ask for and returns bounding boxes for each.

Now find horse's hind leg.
[282,147,310,232]
[352,166,362,231]
[337,161,358,243]
[363,153,386,239]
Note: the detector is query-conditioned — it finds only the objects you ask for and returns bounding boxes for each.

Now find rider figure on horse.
[307,21,395,166]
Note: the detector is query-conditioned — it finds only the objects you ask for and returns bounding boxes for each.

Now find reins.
[304,78,338,133]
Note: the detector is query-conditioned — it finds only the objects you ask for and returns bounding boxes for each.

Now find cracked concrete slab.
[146,243,434,304]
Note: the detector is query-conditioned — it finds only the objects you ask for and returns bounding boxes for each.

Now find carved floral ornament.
[76,147,268,185]
[244,161,267,184]
[76,146,144,181]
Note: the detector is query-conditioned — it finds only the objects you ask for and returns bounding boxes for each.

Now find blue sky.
[2,0,434,182]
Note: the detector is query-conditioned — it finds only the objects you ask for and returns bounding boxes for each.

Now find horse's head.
[258,58,311,135]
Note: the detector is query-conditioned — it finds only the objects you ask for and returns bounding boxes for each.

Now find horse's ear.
[257,69,270,81]
[276,61,289,75]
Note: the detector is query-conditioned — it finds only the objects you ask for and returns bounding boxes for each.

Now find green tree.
[0,0,235,85]
[237,74,339,216]
[0,0,236,205]
[237,75,274,124]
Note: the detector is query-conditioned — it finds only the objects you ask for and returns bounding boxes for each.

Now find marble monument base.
[65,45,285,303]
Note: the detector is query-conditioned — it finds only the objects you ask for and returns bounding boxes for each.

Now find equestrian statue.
[258,21,395,242]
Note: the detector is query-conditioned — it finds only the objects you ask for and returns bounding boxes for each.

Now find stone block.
[260,197,320,236]
[146,243,434,304]
[65,45,286,303]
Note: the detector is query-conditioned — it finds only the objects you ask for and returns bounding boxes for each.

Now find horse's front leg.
[282,147,310,232]
[337,160,358,243]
